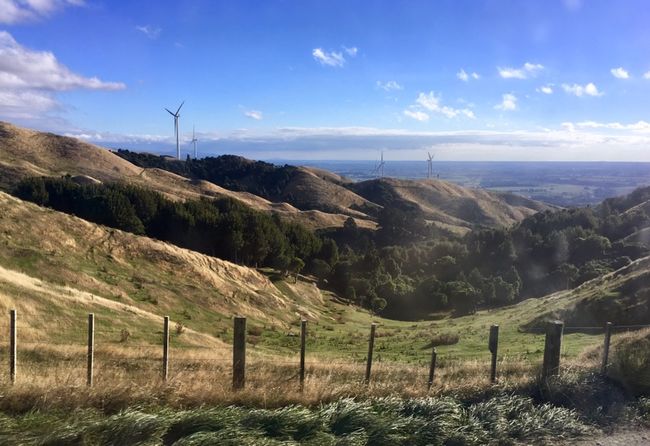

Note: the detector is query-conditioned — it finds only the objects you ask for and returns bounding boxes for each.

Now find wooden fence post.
[601,321,612,374]
[489,324,499,383]
[427,347,437,390]
[299,319,307,391]
[9,309,16,385]
[542,321,564,379]
[365,323,377,384]
[233,316,246,390]
[162,316,170,382]
[87,313,94,387]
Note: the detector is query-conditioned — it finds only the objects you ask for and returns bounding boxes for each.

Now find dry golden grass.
[0,341,598,413]
[0,121,370,230]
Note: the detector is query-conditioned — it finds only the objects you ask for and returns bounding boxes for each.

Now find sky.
[2,0,650,160]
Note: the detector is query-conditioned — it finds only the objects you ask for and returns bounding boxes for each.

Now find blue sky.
[2,0,650,160]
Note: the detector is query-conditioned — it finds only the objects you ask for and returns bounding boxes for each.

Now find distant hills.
[0,121,553,234]
[1,120,650,333]
[114,145,554,235]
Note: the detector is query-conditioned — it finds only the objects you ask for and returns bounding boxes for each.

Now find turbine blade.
[176,100,185,115]
[165,108,175,116]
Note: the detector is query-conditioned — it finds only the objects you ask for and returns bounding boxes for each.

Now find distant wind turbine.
[190,125,198,159]
[165,101,184,160]
[427,152,435,178]
[372,151,386,178]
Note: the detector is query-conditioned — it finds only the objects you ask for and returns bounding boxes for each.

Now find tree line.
[115,150,298,202]
[14,176,330,276]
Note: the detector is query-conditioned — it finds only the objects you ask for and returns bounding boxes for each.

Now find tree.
[447,281,478,315]
[309,258,332,282]
[371,297,387,313]
[318,238,339,267]
[492,277,516,305]
[289,257,305,282]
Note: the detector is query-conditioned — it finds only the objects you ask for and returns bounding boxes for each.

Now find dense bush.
[116,150,299,202]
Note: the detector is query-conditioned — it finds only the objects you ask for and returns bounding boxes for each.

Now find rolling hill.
[116,148,555,235]
[0,121,554,234]
[348,177,554,234]
[0,190,345,348]
[0,189,625,361]
[0,122,374,230]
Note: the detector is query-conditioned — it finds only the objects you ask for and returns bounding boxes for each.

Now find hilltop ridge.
[0,122,373,230]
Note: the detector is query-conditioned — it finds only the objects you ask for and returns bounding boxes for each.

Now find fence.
[3,309,647,391]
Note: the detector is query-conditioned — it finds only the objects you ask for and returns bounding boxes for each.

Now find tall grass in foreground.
[0,395,594,445]
[0,342,554,413]
[3,336,650,445]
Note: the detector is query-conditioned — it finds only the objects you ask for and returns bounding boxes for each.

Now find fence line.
[4,309,644,389]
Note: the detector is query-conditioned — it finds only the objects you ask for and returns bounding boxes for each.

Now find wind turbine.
[372,151,386,178]
[427,152,435,178]
[165,101,184,160]
[190,125,198,159]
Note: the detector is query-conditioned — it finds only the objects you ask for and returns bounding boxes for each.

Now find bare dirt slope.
[0,192,338,345]
[0,121,373,230]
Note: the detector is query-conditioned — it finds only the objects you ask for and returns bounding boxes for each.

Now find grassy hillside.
[3,190,650,445]
[0,191,624,364]
[349,177,554,234]
[0,122,372,231]
[115,148,551,235]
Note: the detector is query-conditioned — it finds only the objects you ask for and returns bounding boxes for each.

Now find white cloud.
[457,69,480,81]
[537,85,553,94]
[643,71,650,79]
[561,82,603,97]
[78,126,650,161]
[411,91,474,119]
[567,120,650,133]
[135,25,162,39]
[498,62,544,79]
[0,0,84,24]
[343,46,358,57]
[312,45,357,67]
[495,93,517,111]
[403,110,429,121]
[0,89,59,119]
[244,110,263,120]
[0,31,125,91]
[312,48,346,67]
[0,31,125,124]
[376,80,403,91]
[610,67,629,79]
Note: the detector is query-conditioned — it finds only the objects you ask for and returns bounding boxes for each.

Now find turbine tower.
[190,125,198,159]
[372,151,386,178]
[165,101,184,160]
[427,152,435,178]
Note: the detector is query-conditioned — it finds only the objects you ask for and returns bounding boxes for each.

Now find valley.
[0,123,649,445]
